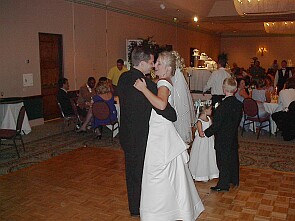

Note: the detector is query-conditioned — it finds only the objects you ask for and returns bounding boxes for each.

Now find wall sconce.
[258,47,267,56]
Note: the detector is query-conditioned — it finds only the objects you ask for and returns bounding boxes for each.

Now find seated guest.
[263,76,274,94]
[249,60,265,83]
[270,59,279,73]
[278,78,295,110]
[272,101,295,141]
[97,76,114,94]
[251,80,271,132]
[231,62,240,77]
[57,78,74,116]
[235,78,250,103]
[77,81,117,138]
[92,81,118,138]
[252,80,271,104]
[77,77,96,117]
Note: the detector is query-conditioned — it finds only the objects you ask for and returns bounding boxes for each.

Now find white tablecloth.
[263,102,282,134]
[0,102,31,134]
[186,68,212,91]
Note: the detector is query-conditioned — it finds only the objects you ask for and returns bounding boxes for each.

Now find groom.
[117,46,177,216]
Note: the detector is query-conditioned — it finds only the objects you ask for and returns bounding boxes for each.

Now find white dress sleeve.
[157,79,173,93]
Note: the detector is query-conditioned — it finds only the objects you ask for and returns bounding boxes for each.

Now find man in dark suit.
[205,78,243,192]
[117,46,177,217]
[274,60,292,93]
[57,78,74,116]
[272,101,295,141]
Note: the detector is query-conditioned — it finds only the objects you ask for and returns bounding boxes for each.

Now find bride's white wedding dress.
[140,80,204,221]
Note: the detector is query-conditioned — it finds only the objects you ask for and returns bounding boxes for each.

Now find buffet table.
[185,68,212,91]
[0,99,31,134]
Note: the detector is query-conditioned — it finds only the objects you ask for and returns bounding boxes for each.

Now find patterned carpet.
[0,125,294,175]
[0,129,121,175]
[239,140,295,173]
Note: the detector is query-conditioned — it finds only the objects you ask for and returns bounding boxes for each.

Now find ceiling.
[92,0,295,36]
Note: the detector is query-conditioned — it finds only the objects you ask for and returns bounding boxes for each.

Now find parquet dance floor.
[0,147,294,220]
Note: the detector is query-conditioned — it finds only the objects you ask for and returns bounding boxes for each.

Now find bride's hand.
[133,78,147,91]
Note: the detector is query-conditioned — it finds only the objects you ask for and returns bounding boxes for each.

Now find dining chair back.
[0,106,26,158]
[70,98,83,126]
[92,100,119,142]
[241,98,271,139]
[57,100,80,132]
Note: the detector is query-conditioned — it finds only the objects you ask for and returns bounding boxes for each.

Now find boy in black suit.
[205,78,243,192]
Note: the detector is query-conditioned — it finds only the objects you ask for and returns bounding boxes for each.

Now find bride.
[134,51,204,221]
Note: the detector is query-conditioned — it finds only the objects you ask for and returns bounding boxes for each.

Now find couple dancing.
[118,46,204,220]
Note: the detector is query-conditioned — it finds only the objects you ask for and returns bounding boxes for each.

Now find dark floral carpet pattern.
[1,131,294,175]
[0,130,120,175]
[239,140,295,173]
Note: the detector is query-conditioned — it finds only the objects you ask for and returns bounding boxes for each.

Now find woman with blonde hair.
[77,81,117,138]
[134,51,204,220]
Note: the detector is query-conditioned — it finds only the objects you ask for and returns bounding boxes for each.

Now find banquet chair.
[0,106,26,158]
[57,100,81,133]
[92,100,119,143]
[241,98,271,139]
[70,98,83,126]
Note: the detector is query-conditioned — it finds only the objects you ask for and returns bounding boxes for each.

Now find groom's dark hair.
[132,46,153,66]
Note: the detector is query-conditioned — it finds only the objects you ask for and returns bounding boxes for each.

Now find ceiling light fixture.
[233,0,295,15]
[264,21,295,34]
[193,16,198,22]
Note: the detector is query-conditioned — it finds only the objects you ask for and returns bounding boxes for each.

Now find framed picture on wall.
[126,39,143,67]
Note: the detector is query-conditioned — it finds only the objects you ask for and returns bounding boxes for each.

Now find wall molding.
[65,0,218,36]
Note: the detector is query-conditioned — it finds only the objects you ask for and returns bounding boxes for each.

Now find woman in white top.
[263,76,274,94]
[278,78,295,110]
[134,51,204,221]
[251,80,271,131]
[235,78,250,103]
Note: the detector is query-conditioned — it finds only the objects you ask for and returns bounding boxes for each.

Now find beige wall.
[0,0,220,98]
[221,36,295,71]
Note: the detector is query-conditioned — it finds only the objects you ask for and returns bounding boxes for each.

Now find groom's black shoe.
[210,186,229,192]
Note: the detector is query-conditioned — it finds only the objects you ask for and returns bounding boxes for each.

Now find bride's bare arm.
[134,78,169,110]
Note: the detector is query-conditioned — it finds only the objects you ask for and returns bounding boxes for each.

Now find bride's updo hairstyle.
[159,51,185,76]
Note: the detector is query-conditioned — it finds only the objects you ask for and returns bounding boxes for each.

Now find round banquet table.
[263,102,282,135]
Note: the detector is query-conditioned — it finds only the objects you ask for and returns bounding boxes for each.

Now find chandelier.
[233,0,295,15]
[264,21,295,34]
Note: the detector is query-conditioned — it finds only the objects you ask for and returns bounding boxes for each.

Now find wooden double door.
[39,33,63,121]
